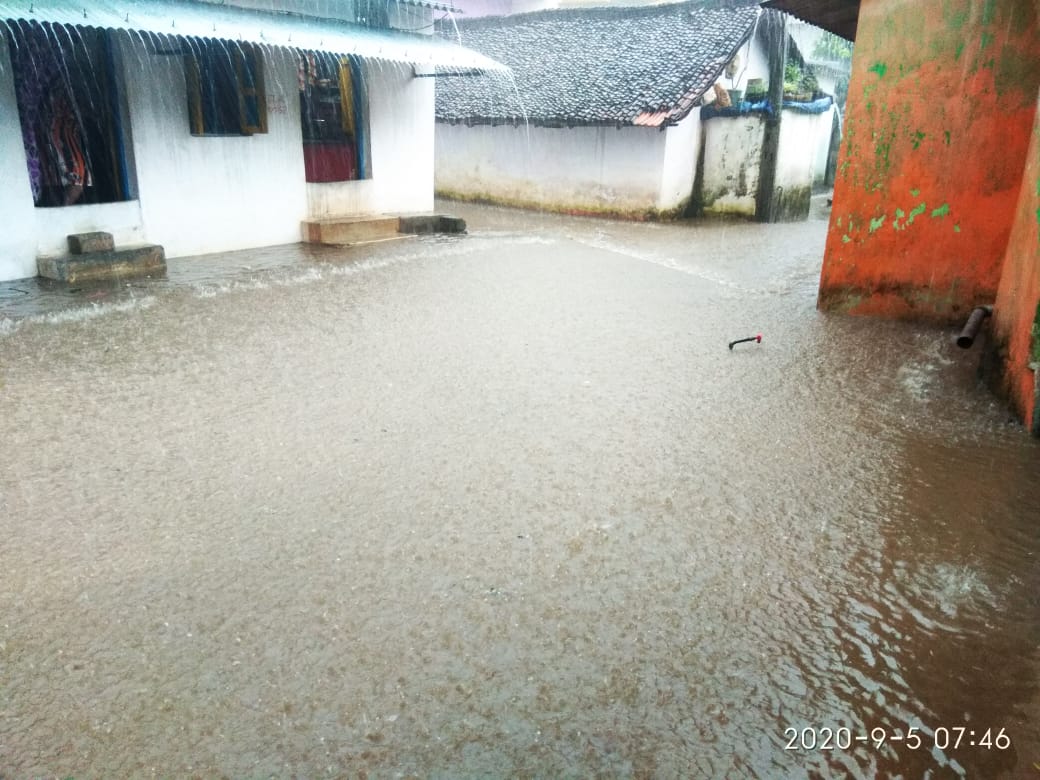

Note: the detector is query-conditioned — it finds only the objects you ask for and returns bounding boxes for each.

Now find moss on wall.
[1032,300,1040,365]
[774,185,812,222]
[819,0,1040,323]
[435,189,689,222]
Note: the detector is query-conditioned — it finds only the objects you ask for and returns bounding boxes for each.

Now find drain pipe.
[956,305,993,349]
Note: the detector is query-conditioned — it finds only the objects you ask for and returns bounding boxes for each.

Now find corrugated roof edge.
[0,0,507,71]
[759,0,858,41]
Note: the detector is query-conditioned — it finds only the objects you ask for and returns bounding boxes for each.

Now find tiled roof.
[435,1,762,127]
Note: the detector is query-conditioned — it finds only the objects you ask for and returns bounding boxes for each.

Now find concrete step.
[38,245,166,284]
[67,231,115,255]
[302,216,402,246]
[398,215,467,235]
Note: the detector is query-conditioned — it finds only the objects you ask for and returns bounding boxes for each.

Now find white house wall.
[435,122,669,216]
[700,115,765,217]
[812,105,836,185]
[776,108,825,213]
[0,34,37,281]
[307,62,434,220]
[0,30,435,281]
[707,17,769,101]
[659,112,701,214]
[123,38,308,259]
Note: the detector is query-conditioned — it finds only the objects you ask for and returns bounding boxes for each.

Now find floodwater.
[1,199,1039,778]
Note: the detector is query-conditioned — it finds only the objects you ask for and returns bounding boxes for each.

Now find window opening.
[6,21,134,208]
[185,39,267,136]
[299,52,370,183]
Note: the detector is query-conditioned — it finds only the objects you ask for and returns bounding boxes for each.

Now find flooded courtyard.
[2,200,1039,777]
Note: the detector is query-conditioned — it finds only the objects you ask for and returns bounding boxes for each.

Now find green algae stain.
[895,208,905,219]
[910,188,920,197]
[931,203,951,218]
[954,223,961,233]
[944,130,951,145]
[948,7,969,30]
[1032,301,1040,365]
[907,203,927,225]
[869,215,886,233]
[868,62,888,78]
[842,234,851,244]
[980,31,994,50]
[982,0,996,25]
[912,130,927,150]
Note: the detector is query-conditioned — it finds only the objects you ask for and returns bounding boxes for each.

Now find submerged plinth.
[398,215,467,235]
[37,232,166,284]
[301,214,467,246]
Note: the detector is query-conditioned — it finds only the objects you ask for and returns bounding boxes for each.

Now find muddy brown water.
[2,200,1039,778]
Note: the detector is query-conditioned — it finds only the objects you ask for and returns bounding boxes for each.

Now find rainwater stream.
[1,199,1039,777]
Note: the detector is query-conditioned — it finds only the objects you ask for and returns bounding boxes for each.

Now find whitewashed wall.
[776,108,825,196]
[705,21,769,103]
[307,62,434,219]
[0,31,436,281]
[812,105,836,185]
[700,115,765,217]
[699,106,827,219]
[0,34,38,281]
[660,111,702,213]
[435,122,671,215]
[122,38,308,258]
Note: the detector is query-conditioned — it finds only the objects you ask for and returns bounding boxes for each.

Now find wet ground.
[1,198,1039,778]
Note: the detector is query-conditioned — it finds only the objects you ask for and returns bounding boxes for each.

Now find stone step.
[302,216,402,246]
[38,245,166,284]
[398,215,467,235]
[67,231,115,255]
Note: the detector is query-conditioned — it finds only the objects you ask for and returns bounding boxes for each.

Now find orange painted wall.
[992,90,1040,432]
[818,0,1040,323]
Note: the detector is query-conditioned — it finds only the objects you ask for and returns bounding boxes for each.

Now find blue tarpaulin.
[700,94,833,120]
[782,96,834,114]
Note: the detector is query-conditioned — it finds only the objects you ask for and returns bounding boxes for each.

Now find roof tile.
[436,1,761,127]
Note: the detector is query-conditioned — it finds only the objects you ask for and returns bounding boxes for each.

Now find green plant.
[784,62,800,93]
[813,33,854,63]
[783,62,818,97]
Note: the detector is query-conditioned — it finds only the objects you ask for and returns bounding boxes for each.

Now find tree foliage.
[812,32,853,62]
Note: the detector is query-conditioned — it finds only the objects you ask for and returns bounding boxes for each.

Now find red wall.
[992,90,1040,432]
[818,0,1040,323]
